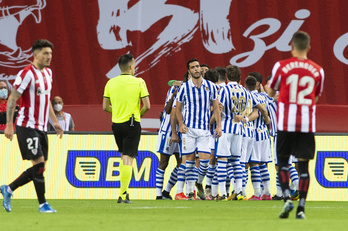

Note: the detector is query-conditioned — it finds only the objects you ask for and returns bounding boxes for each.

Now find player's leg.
[196,131,211,200]
[294,132,315,219]
[289,156,299,200]
[277,131,295,218]
[214,133,231,200]
[163,153,181,199]
[185,154,196,200]
[156,153,170,199]
[229,134,243,200]
[248,141,262,200]
[205,135,217,200]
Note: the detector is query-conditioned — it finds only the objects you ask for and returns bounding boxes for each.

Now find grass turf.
[0,200,347,231]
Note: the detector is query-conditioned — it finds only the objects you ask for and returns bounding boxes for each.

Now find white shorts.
[215,133,242,158]
[209,135,216,150]
[273,135,298,165]
[240,136,254,164]
[250,138,272,163]
[180,127,210,155]
[157,132,179,155]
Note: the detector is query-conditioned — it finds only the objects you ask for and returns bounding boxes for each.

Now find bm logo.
[315,151,348,188]
[66,150,159,188]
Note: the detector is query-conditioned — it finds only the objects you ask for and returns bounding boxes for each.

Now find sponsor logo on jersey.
[315,151,348,188]
[66,150,159,188]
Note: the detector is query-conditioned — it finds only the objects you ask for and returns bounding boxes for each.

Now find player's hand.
[264,116,270,125]
[179,124,188,134]
[53,122,64,139]
[273,93,279,102]
[215,126,222,138]
[260,84,265,93]
[4,124,14,141]
[171,133,180,143]
[234,115,243,122]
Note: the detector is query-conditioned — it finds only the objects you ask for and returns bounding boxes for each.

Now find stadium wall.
[0,134,347,201]
[64,104,348,133]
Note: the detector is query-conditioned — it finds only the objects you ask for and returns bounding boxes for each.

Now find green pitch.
[0,200,347,231]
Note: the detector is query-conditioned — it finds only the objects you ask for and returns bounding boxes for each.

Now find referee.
[103,54,150,203]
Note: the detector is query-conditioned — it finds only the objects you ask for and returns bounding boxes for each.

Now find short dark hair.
[226,65,241,82]
[214,67,226,82]
[118,54,134,71]
[187,58,199,69]
[292,31,310,51]
[244,76,257,91]
[200,64,210,69]
[32,39,53,53]
[248,72,263,83]
[204,69,218,83]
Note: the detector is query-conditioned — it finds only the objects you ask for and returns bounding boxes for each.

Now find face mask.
[53,104,63,112]
[0,89,8,99]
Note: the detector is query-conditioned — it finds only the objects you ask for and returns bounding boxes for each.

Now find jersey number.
[231,96,246,113]
[27,137,39,152]
[286,74,315,105]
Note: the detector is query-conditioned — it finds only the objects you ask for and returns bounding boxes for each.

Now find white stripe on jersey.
[301,105,309,132]
[287,104,297,132]
[312,106,316,132]
[177,78,217,130]
[278,102,284,131]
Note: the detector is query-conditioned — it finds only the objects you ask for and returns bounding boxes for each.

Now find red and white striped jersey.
[269,57,324,133]
[14,64,52,132]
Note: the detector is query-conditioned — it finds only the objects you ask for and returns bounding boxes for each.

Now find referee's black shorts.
[276,130,315,160]
[16,125,48,161]
[112,119,141,157]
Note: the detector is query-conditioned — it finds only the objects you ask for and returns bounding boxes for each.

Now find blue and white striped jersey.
[265,95,277,137]
[159,86,179,134]
[251,90,271,141]
[242,89,260,138]
[176,78,217,131]
[219,82,251,135]
[210,83,226,135]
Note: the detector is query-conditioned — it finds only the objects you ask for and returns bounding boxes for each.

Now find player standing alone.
[1,39,63,213]
[269,31,324,219]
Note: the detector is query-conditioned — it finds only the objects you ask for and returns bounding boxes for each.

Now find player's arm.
[140,96,150,116]
[164,88,178,114]
[4,89,21,141]
[49,102,63,138]
[176,101,187,134]
[102,97,112,113]
[170,107,180,143]
[268,88,276,98]
[256,104,270,125]
[212,99,222,137]
[315,96,320,103]
[243,108,259,123]
[235,108,247,123]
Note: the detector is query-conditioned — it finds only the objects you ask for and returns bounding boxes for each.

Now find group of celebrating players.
[155,61,298,202]
[155,31,324,220]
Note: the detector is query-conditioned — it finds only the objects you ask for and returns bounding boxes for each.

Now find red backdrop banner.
[1,0,348,107]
